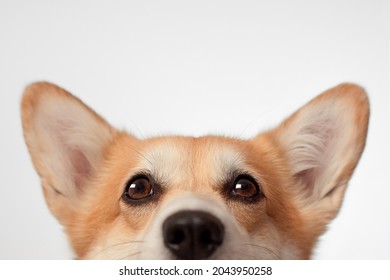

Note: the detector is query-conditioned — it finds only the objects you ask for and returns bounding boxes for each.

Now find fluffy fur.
[21,82,369,259]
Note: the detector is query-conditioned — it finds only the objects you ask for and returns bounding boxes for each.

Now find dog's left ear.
[21,82,118,223]
[266,84,369,227]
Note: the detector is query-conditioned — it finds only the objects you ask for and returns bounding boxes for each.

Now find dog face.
[21,82,369,259]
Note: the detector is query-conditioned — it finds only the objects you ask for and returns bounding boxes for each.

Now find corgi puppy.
[21,82,369,259]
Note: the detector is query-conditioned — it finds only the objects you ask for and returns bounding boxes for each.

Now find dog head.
[21,82,369,259]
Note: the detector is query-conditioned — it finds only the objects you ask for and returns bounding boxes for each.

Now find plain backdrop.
[0,0,389,259]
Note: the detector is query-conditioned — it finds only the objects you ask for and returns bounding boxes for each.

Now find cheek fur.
[227,200,268,232]
[244,136,309,248]
[119,203,157,232]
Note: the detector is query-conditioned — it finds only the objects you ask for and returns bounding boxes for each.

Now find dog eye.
[124,177,154,201]
[232,176,261,199]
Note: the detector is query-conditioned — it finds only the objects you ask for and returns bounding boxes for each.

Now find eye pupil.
[232,177,260,199]
[125,177,153,201]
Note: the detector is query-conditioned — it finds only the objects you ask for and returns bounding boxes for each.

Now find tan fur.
[21,82,369,259]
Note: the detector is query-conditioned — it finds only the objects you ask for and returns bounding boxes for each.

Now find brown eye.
[124,177,154,201]
[232,176,261,200]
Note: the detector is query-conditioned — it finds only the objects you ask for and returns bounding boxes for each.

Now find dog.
[21,82,369,259]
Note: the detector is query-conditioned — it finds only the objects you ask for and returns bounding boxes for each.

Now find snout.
[162,210,224,259]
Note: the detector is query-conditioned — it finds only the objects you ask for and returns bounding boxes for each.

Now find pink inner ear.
[46,116,94,194]
[69,148,91,194]
[288,116,337,197]
[295,168,318,198]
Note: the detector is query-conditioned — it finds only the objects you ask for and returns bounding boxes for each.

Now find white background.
[0,0,389,259]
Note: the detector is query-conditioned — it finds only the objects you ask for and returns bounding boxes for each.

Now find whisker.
[90,240,143,259]
[120,251,141,260]
[129,147,153,166]
[244,243,281,260]
[242,252,261,260]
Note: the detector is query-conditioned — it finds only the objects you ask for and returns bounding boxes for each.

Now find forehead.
[135,136,248,187]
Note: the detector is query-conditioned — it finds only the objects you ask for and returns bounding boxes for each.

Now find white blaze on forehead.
[208,144,247,182]
[136,141,188,183]
[135,139,248,188]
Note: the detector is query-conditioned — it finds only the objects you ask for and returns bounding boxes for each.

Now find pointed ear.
[21,82,117,223]
[269,84,369,222]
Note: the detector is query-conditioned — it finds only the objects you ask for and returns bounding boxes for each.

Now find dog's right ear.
[21,82,117,223]
[260,83,369,236]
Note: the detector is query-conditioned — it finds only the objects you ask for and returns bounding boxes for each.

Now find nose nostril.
[169,228,186,245]
[200,229,216,245]
[199,230,210,244]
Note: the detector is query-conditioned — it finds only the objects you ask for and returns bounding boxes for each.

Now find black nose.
[162,210,224,259]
